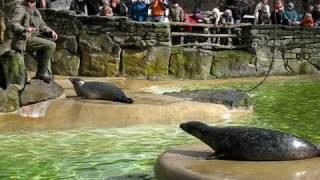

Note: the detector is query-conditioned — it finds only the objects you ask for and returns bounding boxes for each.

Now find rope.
[241,0,278,92]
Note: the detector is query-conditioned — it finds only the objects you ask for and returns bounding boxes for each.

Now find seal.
[180,121,320,161]
[69,78,133,104]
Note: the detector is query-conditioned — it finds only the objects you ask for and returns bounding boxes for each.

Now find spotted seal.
[180,121,320,161]
[69,78,133,104]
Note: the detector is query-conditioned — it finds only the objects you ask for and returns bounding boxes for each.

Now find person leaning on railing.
[283,2,299,25]
[169,0,184,22]
[130,0,148,21]
[150,0,168,22]
[254,0,270,24]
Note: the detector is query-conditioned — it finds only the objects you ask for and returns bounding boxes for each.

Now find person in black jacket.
[84,0,104,15]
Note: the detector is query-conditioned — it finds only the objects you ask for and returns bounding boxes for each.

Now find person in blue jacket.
[130,0,148,21]
[283,2,299,25]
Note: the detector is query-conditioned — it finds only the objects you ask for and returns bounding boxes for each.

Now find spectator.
[150,0,168,22]
[130,0,148,21]
[274,0,284,11]
[221,9,234,25]
[110,0,128,16]
[101,3,113,16]
[10,0,58,82]
[312,4,320,24]
[258,5,271,24]
[70,0,86,14]
[301,13,314,27]
[210,8,221,25]
[283,2,298,25]
[307,5,314,14]
[270,0,285,24]
[169,0,184,22]
[220,9,234,45]
[36,0,50,8]
[254,0,270,24]
[189,8,204,23]
[84,0,103,15]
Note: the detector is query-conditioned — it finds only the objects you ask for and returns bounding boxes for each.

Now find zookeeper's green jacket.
[10,4,53,51]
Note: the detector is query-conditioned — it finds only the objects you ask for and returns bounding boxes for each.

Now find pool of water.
[0,78,319,179]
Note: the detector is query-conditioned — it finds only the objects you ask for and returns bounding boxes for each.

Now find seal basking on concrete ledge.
[69,78,133,104]
[180,121,320,161]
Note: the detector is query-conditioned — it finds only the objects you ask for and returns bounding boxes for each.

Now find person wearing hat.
[10,0,58,83]
[283,2,299,25]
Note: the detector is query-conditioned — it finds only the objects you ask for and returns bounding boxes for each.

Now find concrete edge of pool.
[154,144,320,180]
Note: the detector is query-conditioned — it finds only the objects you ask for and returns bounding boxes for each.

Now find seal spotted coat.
[180,121,320,161]
[69,78,133,104]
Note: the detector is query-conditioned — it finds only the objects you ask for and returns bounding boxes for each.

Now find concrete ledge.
[155,144,320,180]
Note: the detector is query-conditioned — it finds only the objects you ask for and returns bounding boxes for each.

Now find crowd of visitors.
[67,0,320,28]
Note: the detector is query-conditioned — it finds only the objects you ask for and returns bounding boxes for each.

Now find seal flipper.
[117,96,134,104]
[206,152,224,160]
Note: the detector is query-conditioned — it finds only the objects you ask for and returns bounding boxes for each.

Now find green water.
[0,79,319,179]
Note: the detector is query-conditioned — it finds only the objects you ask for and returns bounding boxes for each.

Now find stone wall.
[250,25,320,75]
[35,9,319,80]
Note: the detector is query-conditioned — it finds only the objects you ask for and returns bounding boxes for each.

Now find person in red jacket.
[301,13,314,27]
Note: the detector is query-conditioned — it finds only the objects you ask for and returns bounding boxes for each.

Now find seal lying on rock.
[69,78,133,104]
[180,121,320,161]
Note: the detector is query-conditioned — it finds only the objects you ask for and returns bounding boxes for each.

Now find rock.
[55,35,78,53]
[308,57,320,71]
[0,50,25,90]
[164,89,254,109]
[105,173,155,180]
[211,50,257,78]
[170,48,213,80]
[79,33,121,77]
[255,47,287,75]
[24,53,37,71]
[52,49,80,76]
[0,85,20,112]
[122,47,171,78]
[19,79,65,106]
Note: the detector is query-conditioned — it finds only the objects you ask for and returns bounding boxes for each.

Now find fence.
[169,22,252,50]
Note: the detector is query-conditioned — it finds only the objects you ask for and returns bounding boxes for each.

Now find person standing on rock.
[10,0,58,83]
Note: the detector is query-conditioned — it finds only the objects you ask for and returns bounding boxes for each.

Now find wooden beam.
[169,22,252,29]
[173,43,248,50]
[171,32,239,38]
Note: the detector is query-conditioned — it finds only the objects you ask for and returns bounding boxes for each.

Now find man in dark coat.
[84,0,104,15]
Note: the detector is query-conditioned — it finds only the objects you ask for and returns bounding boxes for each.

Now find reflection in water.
[0,78,319,179]
[19,100,53,118]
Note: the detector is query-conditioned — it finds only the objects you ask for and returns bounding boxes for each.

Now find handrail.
[171,32,239,38]
[169,22,252,29]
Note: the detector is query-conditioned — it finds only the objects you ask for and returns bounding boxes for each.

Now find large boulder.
[122,46,171,79]
[79,33,121,77]
[19,79,65,106]
[0,50,25,90]
[164,89,254,109]
[211,50,257,78]
[0,85,20,112]
[170,48,213,79]
[255,47,288,75]
[52,49,80,76]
